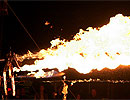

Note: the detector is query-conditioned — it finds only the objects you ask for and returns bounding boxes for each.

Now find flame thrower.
[3,50,20,98]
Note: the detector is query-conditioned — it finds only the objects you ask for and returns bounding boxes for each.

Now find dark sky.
[2,1,130,55]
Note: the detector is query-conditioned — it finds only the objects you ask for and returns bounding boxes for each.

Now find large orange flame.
[14,14,130,78]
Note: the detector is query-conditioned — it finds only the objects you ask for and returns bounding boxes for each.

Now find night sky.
[2,2,130,99]
[2,1,130,55]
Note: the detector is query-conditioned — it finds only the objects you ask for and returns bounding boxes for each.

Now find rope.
[6,3,41,98]
[6,2,76,99]
[7,3,40,51]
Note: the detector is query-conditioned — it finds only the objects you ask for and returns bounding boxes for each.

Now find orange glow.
[45,21,50,25]
[11,75,15,96]
[3,71,7,95]
[14,14,130,78]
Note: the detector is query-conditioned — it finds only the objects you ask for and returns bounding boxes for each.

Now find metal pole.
[3,70,7,96]
[40,85,44,100]
[88,82,91,98]
[11,74,15,96]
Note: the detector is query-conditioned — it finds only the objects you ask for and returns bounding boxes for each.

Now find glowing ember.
[14,14,130,78]
[45,21,50,25]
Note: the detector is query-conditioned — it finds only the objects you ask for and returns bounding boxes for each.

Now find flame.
[14,14,130,78]
[45,21,50,25]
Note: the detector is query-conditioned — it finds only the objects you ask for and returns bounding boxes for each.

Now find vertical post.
[3,70,7,96]
[9,52,16,97]
[11,74,15,96]
[8,62,12,78]
[88,82,91,98]
[40,85,44,100]
[3,51,16,98]
[107,82,110,99]
[0,75,1,87]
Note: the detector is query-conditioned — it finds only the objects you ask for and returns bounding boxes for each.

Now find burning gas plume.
[14,14,130,78]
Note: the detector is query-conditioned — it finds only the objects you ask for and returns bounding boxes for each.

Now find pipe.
[3,70,7,96]
[11,74,15,96]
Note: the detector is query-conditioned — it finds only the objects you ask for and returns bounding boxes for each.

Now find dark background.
[2,1,130,55]
[1,1,130,99]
